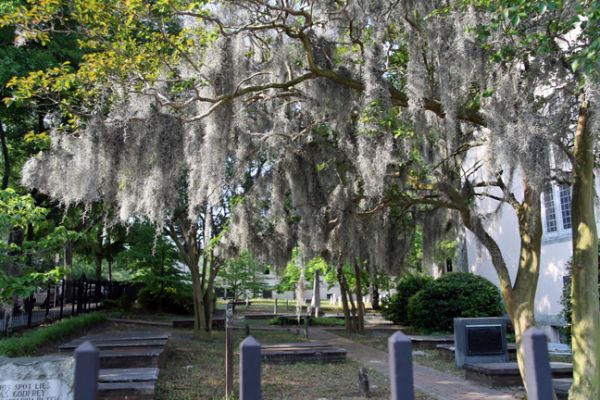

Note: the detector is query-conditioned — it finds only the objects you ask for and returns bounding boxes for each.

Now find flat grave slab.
[59,339,167,351]
[407,335,454,349]
[64,331,170,400]
[98,348,166,369]
[79,332,171,342]
[99,368,159,383]
[243,313,277,320]
[464,362,572,387]
[553,378,571,399]
[98,381,155,400]
[436,343,517,361]
[261,342,346,364]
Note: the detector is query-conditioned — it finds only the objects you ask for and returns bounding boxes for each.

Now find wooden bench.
[59,339,167,351]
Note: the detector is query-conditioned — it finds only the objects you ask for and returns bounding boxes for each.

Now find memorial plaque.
[466,324,503,356]
[0,356,74,400]
[0,379,62,400]
[453,317,508,368]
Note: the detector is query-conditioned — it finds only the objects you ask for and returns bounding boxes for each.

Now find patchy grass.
[156,328,397,400]
[333,330,464,377]
[0,312,107,357]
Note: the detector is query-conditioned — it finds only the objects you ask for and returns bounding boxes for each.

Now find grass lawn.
[155,328,400,400]
[332,330,464,377]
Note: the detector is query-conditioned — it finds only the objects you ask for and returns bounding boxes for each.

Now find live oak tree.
[3,2,600,397]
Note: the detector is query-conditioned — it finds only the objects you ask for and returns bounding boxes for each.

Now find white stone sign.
[0,379,61,400]
[0,356,74,400]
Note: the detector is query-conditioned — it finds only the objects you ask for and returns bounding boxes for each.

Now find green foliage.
[405,227,423,271]
[309,316,346,327]
[559,246,600,344]
[470,0,600,81]
[1,0,214,129]
[136,285,193,314]
[274,248,329,293]
[381,274,433,324]
[0,312,106,357]
[0,188,79,302]
[407,272,503,333]
[219,251,267,300]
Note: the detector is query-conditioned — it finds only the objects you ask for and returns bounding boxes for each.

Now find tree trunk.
[0,118,10,190]
[353,262,365,332]
[310,269,320,316]
[95,229,103,283]
[459,180,545,396]
[64,240,73,301]
[336,263,353,332]
[569,99,600,400]
[190,264,209,335]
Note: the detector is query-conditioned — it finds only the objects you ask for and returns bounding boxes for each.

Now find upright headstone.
[0,355,75,400]
[453,317,508,368]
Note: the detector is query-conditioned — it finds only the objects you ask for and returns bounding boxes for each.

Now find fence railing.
[0,279,142,334]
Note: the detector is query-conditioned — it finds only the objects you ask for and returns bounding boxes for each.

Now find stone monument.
[454,317,509,368]
[0,355,74,400]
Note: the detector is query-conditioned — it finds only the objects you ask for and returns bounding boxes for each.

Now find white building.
[465,168,600,332]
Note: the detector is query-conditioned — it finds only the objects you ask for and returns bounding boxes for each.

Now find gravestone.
[454,317,508,368]
[0,355,74,400]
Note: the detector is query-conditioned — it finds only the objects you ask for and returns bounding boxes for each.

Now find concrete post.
[389,331,415,400]
[522,327,554,400]
[225,302,234,399]
[74,341,99,400]
[240,336,262,400]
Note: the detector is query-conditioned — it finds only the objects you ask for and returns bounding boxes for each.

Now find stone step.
[98,348,166,369]
[261,343,346,364]
[80,332,171,342]
[98,381,155,400]
[553,378,571,399]
[60,339,167,351]
[465,362,572,387]
[99,368,159,383]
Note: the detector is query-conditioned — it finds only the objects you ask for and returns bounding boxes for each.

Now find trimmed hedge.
[381,274,433,325]
[407,272,503,333]
[136,285,194,315]
[0,312,107,357]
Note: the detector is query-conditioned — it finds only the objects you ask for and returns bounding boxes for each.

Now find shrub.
[381,274,433,324]
[0,313,106,357]
[136,285,194,315]
[407,272,503,333]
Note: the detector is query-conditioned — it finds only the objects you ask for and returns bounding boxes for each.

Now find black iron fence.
[0,279,142,334]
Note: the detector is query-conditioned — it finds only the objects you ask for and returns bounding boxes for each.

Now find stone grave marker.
[0,355,74,400]
[453,317,508,368]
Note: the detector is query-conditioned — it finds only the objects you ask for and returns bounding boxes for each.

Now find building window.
[542,183,573,241]
[559,184,572,230]
[543,186,557,233]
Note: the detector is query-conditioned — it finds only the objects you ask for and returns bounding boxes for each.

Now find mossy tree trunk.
[167,219,220,338]
[445,178,547,396]
[569,99,600,400]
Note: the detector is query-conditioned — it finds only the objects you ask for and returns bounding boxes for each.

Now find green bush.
[136,285,194,315]
[0,313,106,357]
[381,274,433,324]
[407,272,503,333]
